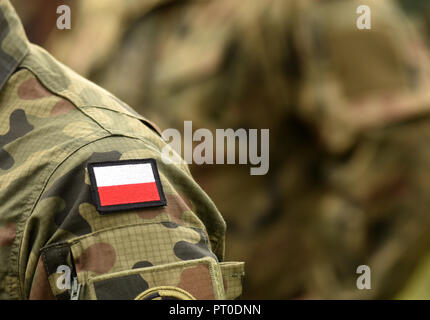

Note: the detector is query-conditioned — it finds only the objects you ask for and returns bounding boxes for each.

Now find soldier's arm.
[24,136,243,300]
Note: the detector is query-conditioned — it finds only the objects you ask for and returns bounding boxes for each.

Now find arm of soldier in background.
[290,0,430,298]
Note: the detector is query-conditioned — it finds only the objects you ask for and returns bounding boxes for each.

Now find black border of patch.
[87,158,167,214]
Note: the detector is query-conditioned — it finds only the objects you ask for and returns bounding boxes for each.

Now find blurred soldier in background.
[12,0,430,299]
[396,0,430,43]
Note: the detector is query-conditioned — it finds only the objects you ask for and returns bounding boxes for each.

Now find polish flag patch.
[88,159,166,214]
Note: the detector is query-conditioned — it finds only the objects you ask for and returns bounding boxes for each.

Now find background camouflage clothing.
[0,0,244,300]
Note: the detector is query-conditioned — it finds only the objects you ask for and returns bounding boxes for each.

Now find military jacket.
[0,0,243,300]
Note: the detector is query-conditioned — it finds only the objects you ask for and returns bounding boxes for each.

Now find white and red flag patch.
[88,159,166,213]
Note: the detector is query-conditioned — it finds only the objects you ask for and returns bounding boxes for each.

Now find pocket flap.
[85,257,225,300]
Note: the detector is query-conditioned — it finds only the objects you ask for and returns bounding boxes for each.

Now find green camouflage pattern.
[0,0,242,300]
[86,257,228,300]
[396,0,430,44]
[73,0,430,299]
[389,0,430,299]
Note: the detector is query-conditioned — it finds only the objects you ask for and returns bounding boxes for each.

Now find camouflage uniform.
[396,0,430,43]
[387,0,430,299]
[69,0,430,299]
[0,0,244,300]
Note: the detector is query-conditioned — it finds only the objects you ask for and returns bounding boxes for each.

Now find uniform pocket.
[85,257,225,300]
[39,222,244,300]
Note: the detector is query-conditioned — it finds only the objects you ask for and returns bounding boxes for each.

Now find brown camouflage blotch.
[136,209,163,220]
[177,264,215,299]
[365,175,409,203]
[50,99,76,116]
[0,222,15,246]
[17,77,52,100]
[75,243,116,274]
[137,194,188,225]
[29,257,55,300]
[178,192,195,212]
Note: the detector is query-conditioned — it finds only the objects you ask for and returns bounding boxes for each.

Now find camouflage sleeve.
[25,136,244,300]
